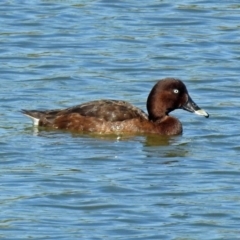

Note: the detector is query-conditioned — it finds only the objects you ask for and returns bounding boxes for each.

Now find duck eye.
[173,89,179,94]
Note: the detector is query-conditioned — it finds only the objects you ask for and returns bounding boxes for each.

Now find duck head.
[147,78,209,121]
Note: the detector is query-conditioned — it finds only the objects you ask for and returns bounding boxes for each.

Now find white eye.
[173,89,179,94]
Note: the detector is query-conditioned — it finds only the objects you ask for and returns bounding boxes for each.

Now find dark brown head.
[147,78,209,121]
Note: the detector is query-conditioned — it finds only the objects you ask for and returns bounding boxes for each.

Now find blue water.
[1,1,240,239]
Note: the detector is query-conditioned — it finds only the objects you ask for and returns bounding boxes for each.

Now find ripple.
[1,0,240,239]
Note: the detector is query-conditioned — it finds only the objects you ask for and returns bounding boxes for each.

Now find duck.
[21,78,209,136]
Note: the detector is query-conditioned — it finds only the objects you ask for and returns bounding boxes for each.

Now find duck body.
[22,78,209,136]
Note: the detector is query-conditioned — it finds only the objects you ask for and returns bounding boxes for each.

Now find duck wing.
[22,99,148,125]
[67,100,148,121]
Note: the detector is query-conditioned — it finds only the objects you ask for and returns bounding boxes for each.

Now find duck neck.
[147,97,167,122]
[148,112,167,122]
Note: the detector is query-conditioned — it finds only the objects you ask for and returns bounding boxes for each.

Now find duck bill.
[182,96,209,118]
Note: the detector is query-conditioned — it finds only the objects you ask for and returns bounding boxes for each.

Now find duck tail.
[21,109,42,126]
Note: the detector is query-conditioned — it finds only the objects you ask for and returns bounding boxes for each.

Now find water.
[1,0,240,239]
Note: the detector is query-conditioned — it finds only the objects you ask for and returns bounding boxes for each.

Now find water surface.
[1,0,240,239]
